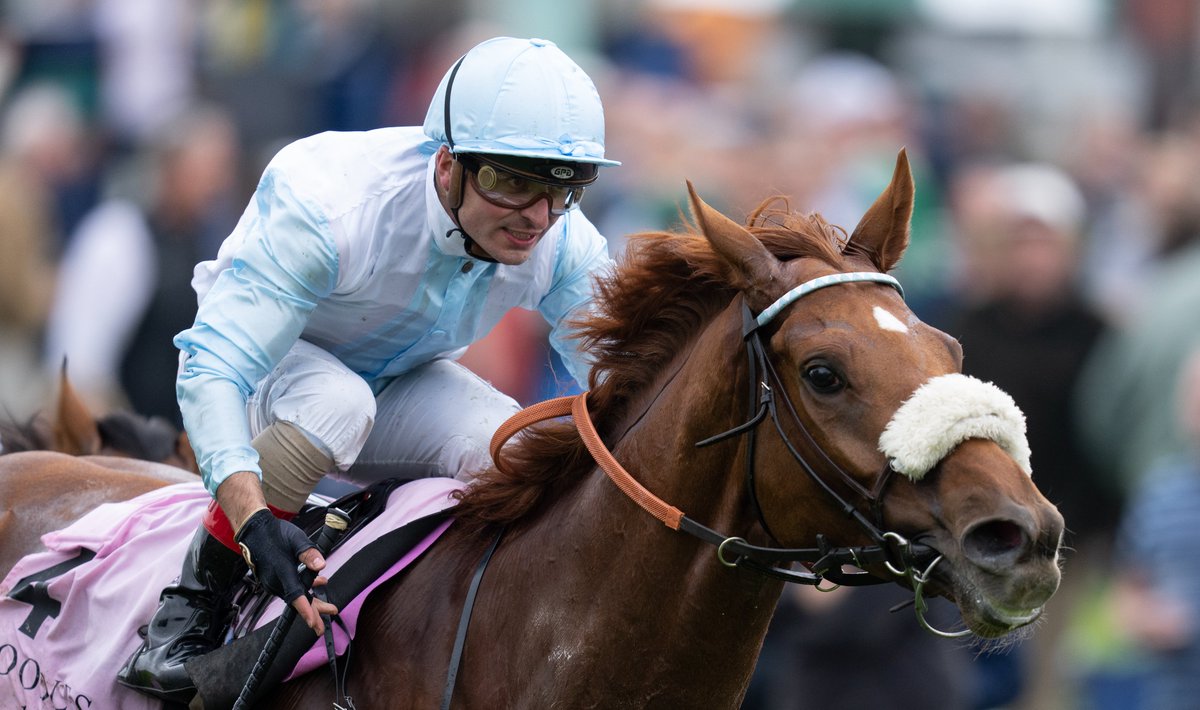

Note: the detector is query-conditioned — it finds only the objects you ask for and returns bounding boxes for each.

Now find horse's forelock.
[583,200,846,404]
[745,198,848,264]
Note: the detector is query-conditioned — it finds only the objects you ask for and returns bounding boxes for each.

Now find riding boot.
[115,525,248,703]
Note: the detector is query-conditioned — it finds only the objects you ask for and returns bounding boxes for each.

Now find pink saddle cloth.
[0,477,460,709]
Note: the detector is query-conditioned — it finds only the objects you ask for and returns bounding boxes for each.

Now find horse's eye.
[803,364,845,393]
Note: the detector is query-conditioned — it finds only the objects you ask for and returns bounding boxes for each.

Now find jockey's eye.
[494,171,530,193]
[802,364,845,394]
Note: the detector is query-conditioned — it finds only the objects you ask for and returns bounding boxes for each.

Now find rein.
[491,388,931,590]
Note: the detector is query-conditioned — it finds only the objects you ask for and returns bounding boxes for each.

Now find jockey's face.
[435,147,558,265]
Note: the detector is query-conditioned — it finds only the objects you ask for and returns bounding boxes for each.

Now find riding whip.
[233,508,351,710]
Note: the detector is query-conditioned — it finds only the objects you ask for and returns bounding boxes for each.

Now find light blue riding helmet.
[423,36,620,169]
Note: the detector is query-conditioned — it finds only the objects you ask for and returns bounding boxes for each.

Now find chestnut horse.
[0,151,1063,708]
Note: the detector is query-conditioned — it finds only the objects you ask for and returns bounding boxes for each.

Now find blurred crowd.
[2,0,1200,708]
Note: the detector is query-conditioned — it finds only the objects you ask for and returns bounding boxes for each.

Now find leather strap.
[490,390,935,587]
[441,527,504,710]
[490,394,684,529]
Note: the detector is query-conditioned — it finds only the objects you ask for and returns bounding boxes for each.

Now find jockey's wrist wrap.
[203,499,295,552]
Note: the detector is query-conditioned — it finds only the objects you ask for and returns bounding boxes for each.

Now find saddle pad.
[0,477,461,709]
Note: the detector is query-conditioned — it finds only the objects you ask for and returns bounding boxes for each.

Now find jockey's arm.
[539,211,614,387]
[175,167,340,633]
[175,168,337,497]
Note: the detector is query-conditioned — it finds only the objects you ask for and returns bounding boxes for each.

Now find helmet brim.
[460,153,604,187]
[452,144,620,168]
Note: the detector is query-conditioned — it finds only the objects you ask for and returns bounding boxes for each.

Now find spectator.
[1076,133,1200,491]
[0,82,99,248]
[44,103,240,425]
[1112,348,1200,710]
[943,163,1115,542]
[939,162,1116,709]
[93,0,198,150]
[0,86,61,420]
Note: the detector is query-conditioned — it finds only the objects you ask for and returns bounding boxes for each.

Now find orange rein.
[489,393,685,530]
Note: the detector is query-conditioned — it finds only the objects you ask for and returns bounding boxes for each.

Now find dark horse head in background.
[0,361,197,473]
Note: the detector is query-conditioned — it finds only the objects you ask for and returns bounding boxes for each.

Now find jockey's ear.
[53,359,101,456]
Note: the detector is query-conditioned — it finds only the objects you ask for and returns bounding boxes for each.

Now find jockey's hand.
[235,509,339,634]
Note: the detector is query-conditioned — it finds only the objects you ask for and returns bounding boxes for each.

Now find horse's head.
[689,150,1064,639]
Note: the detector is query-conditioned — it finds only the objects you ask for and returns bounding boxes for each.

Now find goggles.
[459,155,588,216]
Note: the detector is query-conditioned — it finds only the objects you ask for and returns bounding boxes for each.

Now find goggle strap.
[443,54,467,150]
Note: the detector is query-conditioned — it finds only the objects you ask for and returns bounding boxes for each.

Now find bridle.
[491,270,968,637]
[695,271,933,584]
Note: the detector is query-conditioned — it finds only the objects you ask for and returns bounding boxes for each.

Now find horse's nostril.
[964,519,1029,564]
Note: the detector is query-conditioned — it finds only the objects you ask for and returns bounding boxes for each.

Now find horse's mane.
[452,197,850,532]
[0,414,49,453]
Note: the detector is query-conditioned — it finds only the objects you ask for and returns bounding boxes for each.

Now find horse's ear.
[686,180,784,309]
[847,149,913,273]
[54,359,102,456]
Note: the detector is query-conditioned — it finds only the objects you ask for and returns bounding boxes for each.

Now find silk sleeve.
[538,212,613,388]
[174,170,339,494]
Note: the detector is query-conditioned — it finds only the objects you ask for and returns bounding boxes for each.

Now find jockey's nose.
[517,195,552,228]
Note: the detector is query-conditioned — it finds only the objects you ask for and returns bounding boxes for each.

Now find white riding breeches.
[246,340,520,485]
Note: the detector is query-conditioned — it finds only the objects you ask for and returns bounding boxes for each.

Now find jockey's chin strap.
[490,271,939,588]
[441,52,499,265]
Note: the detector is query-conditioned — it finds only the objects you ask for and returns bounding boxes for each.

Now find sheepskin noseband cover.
[878,373,1032,481]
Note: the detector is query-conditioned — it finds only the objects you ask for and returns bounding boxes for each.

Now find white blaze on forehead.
[873,306,908,333]
[879,374,1032,480]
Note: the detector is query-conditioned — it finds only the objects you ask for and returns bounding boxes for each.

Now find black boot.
[116,525,248,703]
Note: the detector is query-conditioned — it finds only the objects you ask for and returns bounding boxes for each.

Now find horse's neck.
[336,311,788,707]
[608,305,760,524]
[525,308,785,697]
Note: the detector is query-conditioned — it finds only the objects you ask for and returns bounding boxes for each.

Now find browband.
[756,272,903,328]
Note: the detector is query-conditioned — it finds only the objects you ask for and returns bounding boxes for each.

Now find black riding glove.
[235,508,316,604]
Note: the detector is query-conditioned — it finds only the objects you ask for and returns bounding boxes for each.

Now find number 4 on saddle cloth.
[0,476,460,709]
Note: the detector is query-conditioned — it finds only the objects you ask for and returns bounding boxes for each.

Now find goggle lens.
[468,163,584,215]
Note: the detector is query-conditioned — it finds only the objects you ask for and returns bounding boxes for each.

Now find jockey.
[117,36,619,703]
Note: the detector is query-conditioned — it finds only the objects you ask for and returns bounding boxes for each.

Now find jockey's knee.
[256,367,376,510]
[443,433,495,481]
[275,369,376,469]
